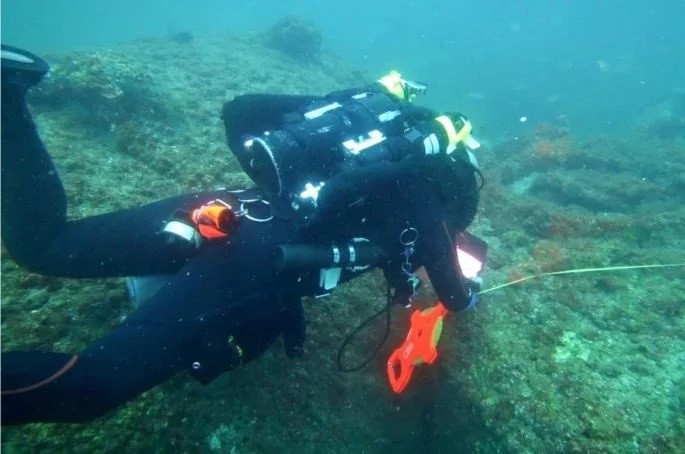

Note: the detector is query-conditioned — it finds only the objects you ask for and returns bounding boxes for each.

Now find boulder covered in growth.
[260,16,323,63]
[29,50,176,133]
[636,92,685,140]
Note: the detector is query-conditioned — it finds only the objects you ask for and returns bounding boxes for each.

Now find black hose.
[336,286,393,372]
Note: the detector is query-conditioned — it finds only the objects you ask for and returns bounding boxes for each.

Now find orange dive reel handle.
[387,302,448,394]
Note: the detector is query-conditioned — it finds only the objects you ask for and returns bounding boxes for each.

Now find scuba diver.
[1,45,483,425]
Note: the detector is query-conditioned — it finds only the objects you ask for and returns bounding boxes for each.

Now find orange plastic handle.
[386,302,448,393]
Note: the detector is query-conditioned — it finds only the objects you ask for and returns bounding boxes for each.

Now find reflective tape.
[348,245,357,263]
[423,133,440,155]
[377,110,401,123]
[464,135,481,150]
[304,102,342,120]
[342,130,385,155]
[163,221,202,248]
[466,150,480,168]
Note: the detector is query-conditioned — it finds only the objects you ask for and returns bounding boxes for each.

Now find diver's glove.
[463,273,482,310]
[377,70,427,102]
[465,287,479,310]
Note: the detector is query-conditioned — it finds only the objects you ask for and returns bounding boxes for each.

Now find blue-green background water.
[3,0,685,137]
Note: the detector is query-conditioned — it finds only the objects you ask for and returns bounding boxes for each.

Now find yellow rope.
[478,263,685,295]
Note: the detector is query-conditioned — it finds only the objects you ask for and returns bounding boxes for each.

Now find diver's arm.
[313,118,456,220]
[314,156,423,222]
[421,220,471,312]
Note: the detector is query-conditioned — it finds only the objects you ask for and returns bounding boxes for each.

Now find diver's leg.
[1,92,227,278]
[16,190,229,278]
[0,46,188,277]
[1,47,234,278]
[0,304,286,425]
[0,316,261,425]
[1,251,219,425]
[1,46,69,267]
[1,228,291,424]
[0,322,192,424]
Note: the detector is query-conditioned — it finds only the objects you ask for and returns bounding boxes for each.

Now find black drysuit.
[1,85,478,424]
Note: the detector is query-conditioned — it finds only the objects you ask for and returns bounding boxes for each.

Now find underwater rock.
[637,92,685,140]
[168,31,194,44]
[260,16,323,63]
[29,50,176,134]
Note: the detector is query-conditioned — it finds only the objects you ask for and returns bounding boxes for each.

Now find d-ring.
[399,227,418,246]
[240,199,273,222]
